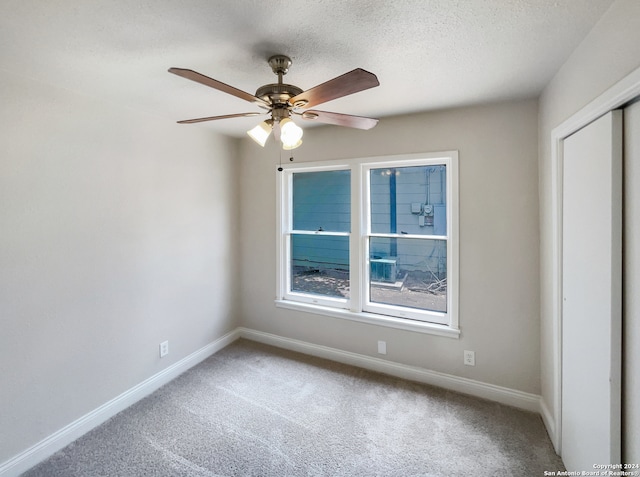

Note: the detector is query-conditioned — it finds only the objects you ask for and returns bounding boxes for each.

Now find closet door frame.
[549,65,640,454]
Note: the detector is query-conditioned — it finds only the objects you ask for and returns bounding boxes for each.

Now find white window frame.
[276,152,459,338]
[280,163,352,309]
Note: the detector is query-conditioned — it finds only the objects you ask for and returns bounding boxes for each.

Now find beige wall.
[538,0,640,454]
[0,70,240,463]
[239,99,541,394]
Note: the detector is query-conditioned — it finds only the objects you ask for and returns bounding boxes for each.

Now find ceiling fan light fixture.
[282,138,303,150]
[280,118,303,150]
[247,120,272,147]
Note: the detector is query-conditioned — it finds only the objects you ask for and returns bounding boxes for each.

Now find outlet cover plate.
[160,341,169,358]
[377,340,387,355]
[464,350,475,366]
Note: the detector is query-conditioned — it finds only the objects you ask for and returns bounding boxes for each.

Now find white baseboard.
[238,327,542,413]
[0,329,241,477]
[539,397,559,452]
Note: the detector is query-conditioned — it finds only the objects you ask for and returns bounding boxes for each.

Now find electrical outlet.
[464,350,475,366]
[377,340,387,355]
[159,341,169,358]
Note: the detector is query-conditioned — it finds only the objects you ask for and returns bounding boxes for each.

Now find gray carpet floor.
[22,339,565,476]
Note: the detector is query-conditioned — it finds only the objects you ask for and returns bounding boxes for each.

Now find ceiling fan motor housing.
[255,55,307,111]
[255,83,303,108]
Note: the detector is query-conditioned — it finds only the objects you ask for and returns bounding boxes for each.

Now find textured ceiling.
[0,0,614,137]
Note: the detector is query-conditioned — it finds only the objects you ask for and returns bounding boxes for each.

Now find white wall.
[239,99,541,394]
[538,0,640,456]
[0,70,239,464]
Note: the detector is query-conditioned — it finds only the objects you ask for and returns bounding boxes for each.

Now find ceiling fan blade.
[168,68,271,108]
[298,110,379,130]
[289,68,379,109]
[176,112,263,124]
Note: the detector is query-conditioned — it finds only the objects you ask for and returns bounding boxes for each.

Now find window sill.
[274,300,461,339]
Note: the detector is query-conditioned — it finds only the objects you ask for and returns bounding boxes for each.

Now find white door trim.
[549,64,640,453]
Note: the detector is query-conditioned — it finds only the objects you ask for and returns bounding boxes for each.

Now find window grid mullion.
[367,233,448,241]
[350,164,363,313]
[289,230,351,236]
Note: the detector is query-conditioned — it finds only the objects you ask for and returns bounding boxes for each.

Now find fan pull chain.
[277,147,295,172]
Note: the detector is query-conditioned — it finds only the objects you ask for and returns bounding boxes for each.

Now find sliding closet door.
[624,101,640,462]
[561,110,622,470]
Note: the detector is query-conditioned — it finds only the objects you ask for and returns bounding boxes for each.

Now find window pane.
[369,237,446,312]
[291,234,350,299]
[293,170,350,232]
[370,165,446,236]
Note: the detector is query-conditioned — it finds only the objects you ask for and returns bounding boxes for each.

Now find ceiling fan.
[168,55,380,150]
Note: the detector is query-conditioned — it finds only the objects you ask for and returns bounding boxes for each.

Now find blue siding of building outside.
[292,170,350,271]
[291,166,447,278]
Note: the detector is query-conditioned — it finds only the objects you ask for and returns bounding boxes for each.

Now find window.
[289,169,351,306]
[276,152,459,337]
